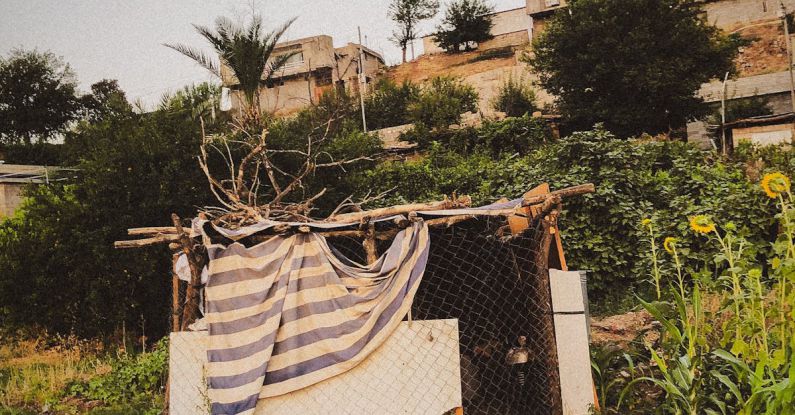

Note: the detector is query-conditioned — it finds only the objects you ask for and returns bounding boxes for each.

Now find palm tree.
[165,15,296,119]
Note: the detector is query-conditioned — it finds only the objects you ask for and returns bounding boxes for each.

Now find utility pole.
[781,2,795,113]
[358,26,368,132]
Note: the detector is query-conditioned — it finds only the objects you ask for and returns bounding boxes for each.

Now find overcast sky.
[0,0,525,108]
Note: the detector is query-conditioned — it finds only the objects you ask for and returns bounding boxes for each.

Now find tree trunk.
[401,46,407,63]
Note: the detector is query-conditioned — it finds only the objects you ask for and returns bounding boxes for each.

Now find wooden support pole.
[326,198,470,223]
[115,184,597,248]
[171,253,181,331]
[534,215,563,414]
[114,234,180,248]
[362,221,378,264]
[172,213,203,331]
[521,183,593,207]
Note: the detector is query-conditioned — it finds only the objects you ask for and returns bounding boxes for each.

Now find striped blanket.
[200,220,430,415]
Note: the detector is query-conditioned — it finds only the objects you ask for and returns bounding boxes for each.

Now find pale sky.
[0,0,525,108]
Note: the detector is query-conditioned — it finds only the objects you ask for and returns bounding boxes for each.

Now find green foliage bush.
[0,143,66,165]
[491,76,537,117]
[407,76,478,129]
[363,79,420,130]
[67,339,168,414]
[360,126,776,313]
[467,46,515,63]
[401,114,550,156]
[0,109,213,337]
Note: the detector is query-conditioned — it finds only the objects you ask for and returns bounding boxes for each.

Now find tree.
[158,82,224,123]
[0,108,213,336]
[434,0,494,53]
[529,0,744,138]
[0,49,82,144]
[388,0,440,63]
[79,79,133,123]
[165,15,297,120]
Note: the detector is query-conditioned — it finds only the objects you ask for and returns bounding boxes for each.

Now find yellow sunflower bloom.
[761,172,791,199]
[663,237,677,254]
[690,215,716,235]
[641,218,652,227]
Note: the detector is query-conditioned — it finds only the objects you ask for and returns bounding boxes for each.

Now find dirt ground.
[733,20,789,77]
[590,310,659,348]
[387,49,521,84]
[385,18,787,86]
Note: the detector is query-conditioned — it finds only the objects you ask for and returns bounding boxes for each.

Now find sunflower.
[663,237,677,254]
[641,218,652,227]
[690,215,715,235]
[761,172,791,199]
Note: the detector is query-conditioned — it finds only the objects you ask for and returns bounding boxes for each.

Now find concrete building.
[688,71,795,148]
[422,7,533,55]
[727,112,795,147]
[526,0,567,37]
[0,164,60,218]
[221,35,386,116]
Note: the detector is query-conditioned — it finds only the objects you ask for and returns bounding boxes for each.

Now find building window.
[545,0,560,7]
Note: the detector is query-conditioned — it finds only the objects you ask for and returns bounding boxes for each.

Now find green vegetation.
[0,332,166,414]
[0,50,129,145]
[466,46,515,63]
[388,0,440,63]
[407,76,478,129]
[433,0,494,53]
[362,76,478,130]
[528,0,745,137]
[362,78,420,129]
[491,76,537,117]
[605,180,795,414]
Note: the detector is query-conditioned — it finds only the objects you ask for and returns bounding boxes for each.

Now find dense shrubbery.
[407,76,478,129]
[0,143,66,165]
[401,114,550,156]
[358,126,777,312]
[363,79,420,130]
[0,109,213,337]
[491,76,537,117]
[0,89,383,337]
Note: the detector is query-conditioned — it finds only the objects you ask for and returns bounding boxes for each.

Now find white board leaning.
[169,319,463,415]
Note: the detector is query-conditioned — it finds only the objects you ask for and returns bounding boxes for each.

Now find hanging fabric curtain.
[199,220,430,415]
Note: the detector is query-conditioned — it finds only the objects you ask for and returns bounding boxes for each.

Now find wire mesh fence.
[167,216,561,415]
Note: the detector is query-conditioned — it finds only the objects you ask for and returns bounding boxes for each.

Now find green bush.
[0,143,66,165]
[0,109,213,337]
[407,76,478,129]
[358,126,776,313]
[364,79,420,130]
[401,114,551,156]
[491,76,537,117]
[67,339,168,413]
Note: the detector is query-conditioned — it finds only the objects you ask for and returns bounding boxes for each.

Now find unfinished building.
[221,35,385,116]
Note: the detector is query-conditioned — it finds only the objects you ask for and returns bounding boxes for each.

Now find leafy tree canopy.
[434,0,494,53]
[529,0,745,138]
[0,49,82,144]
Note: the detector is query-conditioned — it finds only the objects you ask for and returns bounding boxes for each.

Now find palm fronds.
[164,15,297,116]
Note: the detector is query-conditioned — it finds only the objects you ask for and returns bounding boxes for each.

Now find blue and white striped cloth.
[198,220,430,415]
